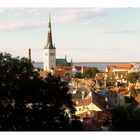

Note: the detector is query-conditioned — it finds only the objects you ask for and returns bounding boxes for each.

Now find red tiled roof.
[73,95,92,107]
[135,94,140,104]
[56,66,90,71]
[106,65,115,73]
[74,66,81,71]
[115,64,133,69]
[96,73,105,80]
[39,71,48,78]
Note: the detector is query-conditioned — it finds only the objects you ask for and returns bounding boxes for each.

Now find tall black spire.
[44,13,55,49]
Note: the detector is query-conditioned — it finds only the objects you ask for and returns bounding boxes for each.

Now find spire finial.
[49,12,51,22]
[44,12,55,49]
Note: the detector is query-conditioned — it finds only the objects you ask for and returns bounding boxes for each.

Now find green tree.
[107,108,140,131]
[105,99,140,131]
[83,67,99,78]
[74,72,83,79]
[0,52,83,131]
[127,72,140,83]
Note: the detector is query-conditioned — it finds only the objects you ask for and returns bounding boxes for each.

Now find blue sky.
[0,8,140,62]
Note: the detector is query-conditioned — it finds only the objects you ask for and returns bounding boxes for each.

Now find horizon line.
[34,61,140,63]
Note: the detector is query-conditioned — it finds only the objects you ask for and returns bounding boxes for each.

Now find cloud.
[0,8,109,31]
[55,8,109,23]
[105,28,140,34]
[0,19,48,31]
[94,19,105,24]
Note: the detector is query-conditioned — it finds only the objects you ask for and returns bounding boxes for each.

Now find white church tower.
[43,14,56,72]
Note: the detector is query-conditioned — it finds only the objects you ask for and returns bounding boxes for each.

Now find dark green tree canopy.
[106,107,140,131]
[0,52,83,131]
[127,72,140,84]
[74,72,83,79]
[83,67,99,78]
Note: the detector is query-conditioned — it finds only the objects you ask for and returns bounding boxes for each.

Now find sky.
[0,8,140,62]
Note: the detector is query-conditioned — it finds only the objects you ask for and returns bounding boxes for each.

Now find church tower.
[43,14,56,72]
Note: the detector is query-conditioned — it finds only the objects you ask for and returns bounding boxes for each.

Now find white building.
[43,15,56,72]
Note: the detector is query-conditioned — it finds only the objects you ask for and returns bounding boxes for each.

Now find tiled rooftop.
[116,64,133,69]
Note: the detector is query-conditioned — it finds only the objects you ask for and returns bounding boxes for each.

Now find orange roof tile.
[116,64,133,69]
[73,95,92,107]
[39,71,48,78]
[96,73,105,80]
[106,65,115,73]
[135,94,140,104]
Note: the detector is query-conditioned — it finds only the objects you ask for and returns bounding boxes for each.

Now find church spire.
[44,13,55,49]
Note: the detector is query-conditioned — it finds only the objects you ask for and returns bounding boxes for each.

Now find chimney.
[65,54,67,60]
[28,48,31,61]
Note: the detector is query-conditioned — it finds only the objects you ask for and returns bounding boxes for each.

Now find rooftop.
[135,94,140,104]
[56,58,68,66]
[73,94,92,107]
[115,64,133,69]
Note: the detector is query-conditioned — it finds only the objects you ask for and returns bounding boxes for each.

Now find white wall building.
[43,15,56,72]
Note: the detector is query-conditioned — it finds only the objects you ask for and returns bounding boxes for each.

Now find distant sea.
[33,62,140,71]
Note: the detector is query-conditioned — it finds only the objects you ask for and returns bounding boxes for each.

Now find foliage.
[127,72,140,83]
[106,73,116,83]
[135,89,140,94]
[74,72,83,79]
[0,52,83,131]
[107,105,140,131]
[83,67,99,78]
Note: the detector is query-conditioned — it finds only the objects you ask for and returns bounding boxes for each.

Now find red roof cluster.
[106,64,133,73]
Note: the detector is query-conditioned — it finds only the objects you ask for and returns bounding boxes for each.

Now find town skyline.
[1,5,140,132]
[1,8,140,62]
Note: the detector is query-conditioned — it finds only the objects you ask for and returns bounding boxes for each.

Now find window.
[50,53,54,56]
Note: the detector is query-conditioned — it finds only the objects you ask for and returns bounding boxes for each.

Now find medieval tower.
[43,14,56,72]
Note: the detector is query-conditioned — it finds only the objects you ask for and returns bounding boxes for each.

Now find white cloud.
[0,8,109,31]
[55,8,109,23]
[0,19,48,31]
